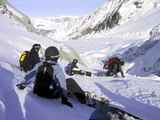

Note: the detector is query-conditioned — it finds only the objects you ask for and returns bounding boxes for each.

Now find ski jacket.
[65,62,78,75]
[29,48,40,68]
[23,60,67,90]
[107,57,121,65]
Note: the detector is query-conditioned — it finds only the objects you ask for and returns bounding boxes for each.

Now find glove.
[16,83,26,90]
[61,96,73,108]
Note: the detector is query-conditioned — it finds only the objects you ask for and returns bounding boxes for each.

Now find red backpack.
[107,57,121,65]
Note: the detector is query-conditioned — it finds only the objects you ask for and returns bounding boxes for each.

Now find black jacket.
[28,48,40,69]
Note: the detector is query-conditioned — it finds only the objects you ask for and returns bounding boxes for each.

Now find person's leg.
[112,64,118,77]
[54,85,73,107]
[106,65,113,76]
[66,78,86,104]
[118,65,125,77]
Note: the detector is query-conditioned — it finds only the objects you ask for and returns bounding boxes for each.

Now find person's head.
[45,46,60,62]
[32,44,41,53]
[72,59,78,65]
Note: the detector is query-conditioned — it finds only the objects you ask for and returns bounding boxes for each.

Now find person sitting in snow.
[19,44,41,72]
[17,46,73,108]
[103,56,125,77]
[65,59,79,76]
[65,59,92,77]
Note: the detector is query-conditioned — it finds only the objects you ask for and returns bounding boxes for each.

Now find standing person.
[103,57,125,77]
[17,46,73,108]
[19,43,41,72]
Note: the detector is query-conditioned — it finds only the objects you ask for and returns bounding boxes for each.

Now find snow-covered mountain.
[31,16,82,41]
[1,0,160,120]
[0,0,35,32]
[31,0,160,40]
[68,0,160,39]
[0,3,95,120]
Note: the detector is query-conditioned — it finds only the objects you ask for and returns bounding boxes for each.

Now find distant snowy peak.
[31,16,82,40]
[68,0,160,39]
[29,0,160,40]
[31,16,80,30]
[119,0,160,24]
[0,1,35,32]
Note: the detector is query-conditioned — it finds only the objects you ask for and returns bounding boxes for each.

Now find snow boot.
[74,92,86,104]
[66,78,86,104]
[61,96,73,108]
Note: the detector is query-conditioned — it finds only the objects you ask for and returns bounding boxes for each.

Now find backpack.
[19,51,30,71]
[33,62,55,96]
[107,57,121,65]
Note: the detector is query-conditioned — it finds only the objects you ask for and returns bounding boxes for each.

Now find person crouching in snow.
[103,56,125,77]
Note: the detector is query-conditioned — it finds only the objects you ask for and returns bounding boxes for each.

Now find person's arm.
[24,70,37,84]
[54,64,67,90]
[16,69,36,89]
[16,63,40,89]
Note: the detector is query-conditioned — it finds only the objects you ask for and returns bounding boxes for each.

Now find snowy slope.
[64,2,160,76]
[0,1,160,120]
[0,13,96,120]
[0,62,94,120]
[62,1,160,119]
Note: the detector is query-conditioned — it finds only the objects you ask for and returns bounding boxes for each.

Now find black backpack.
[33,62,55,96]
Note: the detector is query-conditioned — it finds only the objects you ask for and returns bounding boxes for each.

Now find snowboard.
[16,78,142,120]
[93,69,108,76]
[66,78,143,120]
[72,70,92,77]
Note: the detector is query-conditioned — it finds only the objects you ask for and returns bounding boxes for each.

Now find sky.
[8,0,106,16]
